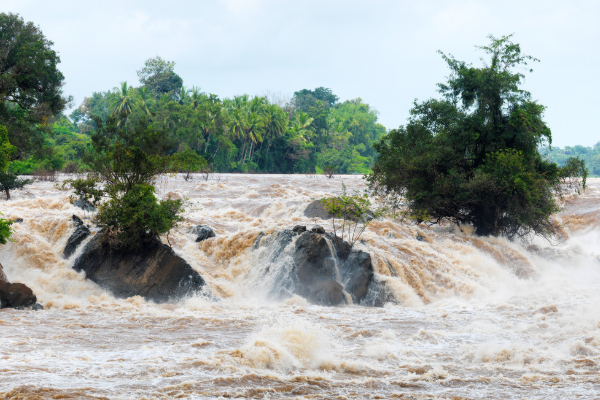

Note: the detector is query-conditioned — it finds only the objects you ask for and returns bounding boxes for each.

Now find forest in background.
[9,56,386,176]
[541,144,600,177]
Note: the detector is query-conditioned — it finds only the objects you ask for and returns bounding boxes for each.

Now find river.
[1,174,599,399]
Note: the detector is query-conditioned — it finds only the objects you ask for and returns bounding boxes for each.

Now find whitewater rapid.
[1,174,599,399]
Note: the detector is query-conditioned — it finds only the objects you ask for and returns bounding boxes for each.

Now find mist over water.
[1,175,599,399]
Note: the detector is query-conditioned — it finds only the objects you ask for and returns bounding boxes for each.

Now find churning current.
[1,174,599,399]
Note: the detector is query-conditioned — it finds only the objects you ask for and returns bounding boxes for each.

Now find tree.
[0,12,72,156]
[67,116,182,249]
[368,35,587,240]
[110,82,135,126]
[137,56,183,99]
[173,146,207,181]
[0,171,34,200]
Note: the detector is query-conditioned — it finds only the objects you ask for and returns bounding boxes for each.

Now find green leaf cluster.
[368,35,587,239]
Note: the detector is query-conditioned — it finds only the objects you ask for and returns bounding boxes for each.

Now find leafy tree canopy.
[0,12,71,156]
[368,35,587,240]
[137,56,183,99]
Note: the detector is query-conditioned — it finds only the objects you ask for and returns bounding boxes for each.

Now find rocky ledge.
[73,234,207,303]
[0,262,41,310]
[252,228,390,306]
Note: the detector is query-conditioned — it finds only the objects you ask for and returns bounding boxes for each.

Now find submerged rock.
[73,197,96,212]
[63,215,91,259]
[189,225,216,242]
[73,234,206,302]
[0,281,37,309]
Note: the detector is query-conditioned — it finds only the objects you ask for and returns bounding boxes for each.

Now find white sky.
[3,0,599,147]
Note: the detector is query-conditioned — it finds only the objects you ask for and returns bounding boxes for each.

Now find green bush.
[96,184,182,249]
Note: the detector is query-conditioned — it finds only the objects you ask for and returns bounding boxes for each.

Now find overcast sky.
[4,0,599,147]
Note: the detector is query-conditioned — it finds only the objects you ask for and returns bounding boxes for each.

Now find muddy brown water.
[1,175,599,399]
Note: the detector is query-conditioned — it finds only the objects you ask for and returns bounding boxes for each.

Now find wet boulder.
[304,199,334,220]
[0,261,6,283]
[63,215,91,259]
[189,225,216,242]
[252,230,377,306]
[73,234,206,302]
[310,225,325,234]
[73,197,96,212]
[304,198,374,222]
[0,281,37,309]
[292,225,306,233]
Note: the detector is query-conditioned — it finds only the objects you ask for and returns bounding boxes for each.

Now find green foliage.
[0,171,34,200]
[96,184,182,249]
[541,143,600,177]
[63,117,182,249]
[137,56,183,100]
[321,183,381,247]
[368,35,587,240]
[0,212,13,244]
[0,12,71,157]
[0,125,16,172]
[75,71,386,174]
[61,175,103,206]
[173,146,208,181]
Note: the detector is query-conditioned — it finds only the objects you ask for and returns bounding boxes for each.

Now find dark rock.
[0,262,6,283]
[340,250,374,301]
[253,231,266,249]
[74,197,96,212]
[310,225,325,234]
[293,231,374,305]
[292,225,306,234]
[31,303,44,311]
[73,234,206,303]
[360,275,397,307]
[304,198,375,222]
[308,278,347,306]
[249,230,382,307]
[0,281,37,309]
[15,218,23,223]
[63,215,91,259]
[304,199,334,220]
[416,233,425,242]
[189,225,216,242]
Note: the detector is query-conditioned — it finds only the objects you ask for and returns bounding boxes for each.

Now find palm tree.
[258,103,287,166]
[189,86,203,109]
[111,82,135,123]
[178,86,190,105]
[136,87,153,116]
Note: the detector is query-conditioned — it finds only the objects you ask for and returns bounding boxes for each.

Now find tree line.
[9,53,386,176]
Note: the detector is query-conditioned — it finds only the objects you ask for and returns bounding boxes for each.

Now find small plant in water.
[320,183,382,247]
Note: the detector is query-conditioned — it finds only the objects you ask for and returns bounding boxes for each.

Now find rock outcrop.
[63,215,91,259]
[252,230,380,306]
[73,234,206,302]
[304,200,334,220]
[0,261,40,309]
[73,197,96,212]
[189,225,216,242]
[0,281,37,308]
[0,261,6,283]
[304,199,374,222]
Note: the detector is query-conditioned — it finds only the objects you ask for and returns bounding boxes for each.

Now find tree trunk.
[4,188,9,200]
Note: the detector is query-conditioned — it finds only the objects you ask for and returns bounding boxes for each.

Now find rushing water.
[1,174,599,399]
